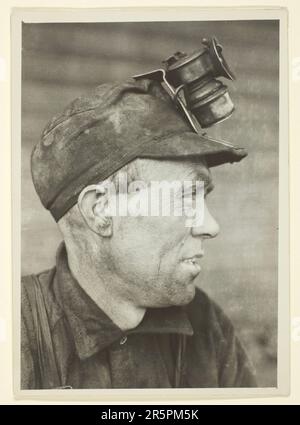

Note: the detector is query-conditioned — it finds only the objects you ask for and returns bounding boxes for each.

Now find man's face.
[105,159,220,308]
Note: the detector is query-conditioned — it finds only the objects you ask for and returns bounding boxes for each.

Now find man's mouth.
[181,253,203,275]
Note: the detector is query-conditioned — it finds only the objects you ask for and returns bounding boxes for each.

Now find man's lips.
[181,253,204,275]
[181,252,204,262]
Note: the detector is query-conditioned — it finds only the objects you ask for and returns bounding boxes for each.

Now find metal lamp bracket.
[133,68,236,149]
[133,69,201,134]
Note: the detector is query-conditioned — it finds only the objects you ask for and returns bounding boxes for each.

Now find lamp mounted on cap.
[133,37,236,133]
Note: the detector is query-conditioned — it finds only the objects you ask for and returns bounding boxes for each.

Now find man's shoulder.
[21,267,56,287]
[21,266,62,389]
[21,267,56,306]
[21,266,60,333]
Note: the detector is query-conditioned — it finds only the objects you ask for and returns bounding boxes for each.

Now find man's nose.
[191,202,220,239]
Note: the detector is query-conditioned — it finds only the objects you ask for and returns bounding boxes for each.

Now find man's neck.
[65,243,146,331]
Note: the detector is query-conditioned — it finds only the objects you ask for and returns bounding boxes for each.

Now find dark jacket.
[21,243,257,389]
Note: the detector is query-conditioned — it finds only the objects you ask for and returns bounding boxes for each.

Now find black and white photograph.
[13,8,289,397]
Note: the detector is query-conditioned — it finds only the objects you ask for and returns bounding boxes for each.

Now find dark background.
[21,20,279,387]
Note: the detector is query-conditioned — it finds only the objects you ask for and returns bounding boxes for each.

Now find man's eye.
[191,189,197,198]
[181,189,195,199]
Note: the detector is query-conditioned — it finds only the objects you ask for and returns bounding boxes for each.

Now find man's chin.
[145,277,197,308]
[169,283,196,306]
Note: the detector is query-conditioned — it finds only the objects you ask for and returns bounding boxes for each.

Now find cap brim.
[138,131,247,167]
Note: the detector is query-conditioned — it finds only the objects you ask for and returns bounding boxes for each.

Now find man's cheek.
[157,236,186,273]
[116,215,186,267]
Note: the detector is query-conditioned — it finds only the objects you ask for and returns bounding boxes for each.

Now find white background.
[1,0,299,404]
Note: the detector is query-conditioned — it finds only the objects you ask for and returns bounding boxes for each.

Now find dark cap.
[31,78,247,222]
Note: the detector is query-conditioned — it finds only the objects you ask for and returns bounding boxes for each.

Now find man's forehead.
[139,158,213,185]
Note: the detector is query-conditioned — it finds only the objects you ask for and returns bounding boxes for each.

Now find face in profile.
[104,159,220,309]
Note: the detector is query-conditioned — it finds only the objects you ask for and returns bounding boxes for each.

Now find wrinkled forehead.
[137,158,213,187]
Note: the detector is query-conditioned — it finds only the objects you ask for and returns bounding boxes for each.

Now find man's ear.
[77,184,113,237]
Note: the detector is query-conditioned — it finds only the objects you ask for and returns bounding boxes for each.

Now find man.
[21,77,257,389]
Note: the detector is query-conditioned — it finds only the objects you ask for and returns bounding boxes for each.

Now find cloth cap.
[31,78,247,221]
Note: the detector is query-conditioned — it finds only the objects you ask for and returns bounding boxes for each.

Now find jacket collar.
[53,243,194,360]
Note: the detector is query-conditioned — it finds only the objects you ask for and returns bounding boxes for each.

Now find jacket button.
[120,336,127,345]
